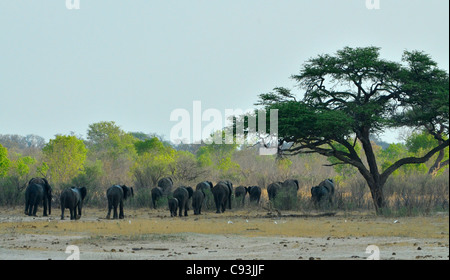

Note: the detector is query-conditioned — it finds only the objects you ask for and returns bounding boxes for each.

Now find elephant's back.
[106,185,123,198]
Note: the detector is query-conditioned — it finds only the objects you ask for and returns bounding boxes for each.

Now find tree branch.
[380,139,450,184]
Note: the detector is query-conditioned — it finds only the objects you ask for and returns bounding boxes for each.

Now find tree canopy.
[257,46,449,213]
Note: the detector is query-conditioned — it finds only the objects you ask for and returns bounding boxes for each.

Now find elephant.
[246,186,261,204]
[192,189,205,215]
[212,182,231,214]
[172,186,194,217]
[196,181,214,209]
[195,181,213,192]
[235,186,247,206]
[311,179,335,207]
[151,187,164,209]
[168,198,178,217]
[282,179,299,194]
[106,185,134,219]
[157,177,174,195]
[267,182,282,201]
[218,180,233,210]
[60,187,87,220]
[24,178,52,217]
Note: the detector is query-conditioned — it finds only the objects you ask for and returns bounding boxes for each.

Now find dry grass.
[1,207,448,240]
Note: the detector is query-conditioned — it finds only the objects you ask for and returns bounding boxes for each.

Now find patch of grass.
[0,208,448,240]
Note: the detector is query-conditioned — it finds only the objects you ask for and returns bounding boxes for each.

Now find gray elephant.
[196,181,213,192]
[157,177,174,195]
[60,187,87,220]
[311,179,335,207]
[151,187,164,209]
[235,186,247,206]
[218,180,233,210]
[168,197,178,217]
[196,181,214,209]
[267,182,282,201]
[246,186,261,204]
[282,179,299,194]
[24,178,52,217]
[106,185,134,219]
[212,181,232,214]
[172,186,194,217]
[192,189,205,215]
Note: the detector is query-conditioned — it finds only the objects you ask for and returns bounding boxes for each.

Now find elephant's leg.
[106,202,112,219]
[25,198,29,215]
[113,205,118,219]
[214,197,221,213]
[43,199,48,217]
[32,203,39,216]
[77,202,82,219]
[25,202,30,216]
[119,201,124,219]
[184,203,188,217]
[61,205,65,220]
[178,203,183,217]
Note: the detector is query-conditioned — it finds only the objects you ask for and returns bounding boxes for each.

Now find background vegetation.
[0,121,448,216]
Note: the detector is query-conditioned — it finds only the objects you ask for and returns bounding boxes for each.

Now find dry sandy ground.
[0,207,448,260]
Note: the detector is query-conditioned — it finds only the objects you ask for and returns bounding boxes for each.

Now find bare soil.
[0,207,448,260]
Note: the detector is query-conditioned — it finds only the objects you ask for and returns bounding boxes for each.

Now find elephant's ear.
[168,177,173,185]
[187,187,194,198]
[208,181,213,188]
[41,177,50,186]
[79,187,87,200]
[294,180,299,190]
[121,185,129,199]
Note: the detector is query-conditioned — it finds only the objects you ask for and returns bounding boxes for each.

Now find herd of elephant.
[23,177,335,220]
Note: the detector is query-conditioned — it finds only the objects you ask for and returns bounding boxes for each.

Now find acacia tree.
[257,46,449,214]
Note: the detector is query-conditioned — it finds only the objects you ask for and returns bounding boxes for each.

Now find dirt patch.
[0,207,448,260]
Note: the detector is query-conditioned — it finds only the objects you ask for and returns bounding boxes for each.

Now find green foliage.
[0,144,10,178]
[195,131,241,181]
[87,121,137,161]
[379,143,428,176]
[132,137,177,188]
[42,135,87,185]
[12,156,36,177]
[6,153,38,191]
[71,160,105,205]
[134,137,166,155]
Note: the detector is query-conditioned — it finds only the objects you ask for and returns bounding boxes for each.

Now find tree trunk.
[368,181,386,214]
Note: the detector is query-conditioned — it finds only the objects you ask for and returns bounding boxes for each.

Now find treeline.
[0,121,448,214]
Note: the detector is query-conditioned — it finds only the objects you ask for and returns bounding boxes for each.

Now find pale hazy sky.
[1,0,448,143]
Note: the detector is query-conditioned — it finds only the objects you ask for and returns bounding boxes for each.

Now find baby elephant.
[60,187,87,220]
[168,198,179,217]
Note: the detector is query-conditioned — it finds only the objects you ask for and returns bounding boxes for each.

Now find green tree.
[406,130,449,175]
[7,154,37,190]
[42,135,87,185]
[132,137,177,188]
[196,130,240,178]
[86,121,137,161]
[86,121,137,185]
[257,46,449,214]
[0,144,10,178]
